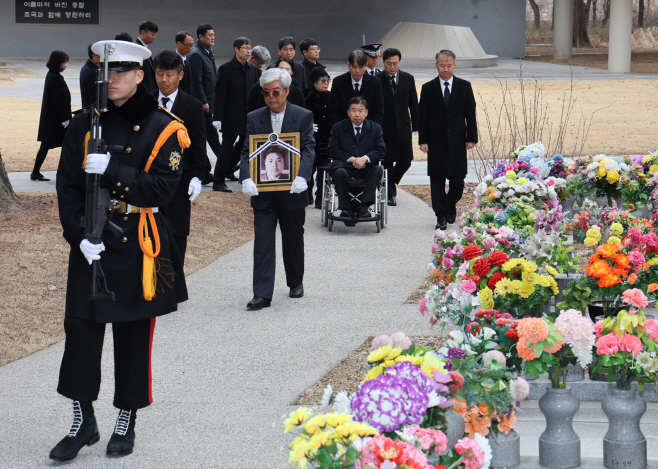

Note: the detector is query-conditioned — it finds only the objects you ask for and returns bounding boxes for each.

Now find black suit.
[179,55,191,94]
[327,72,384,127]
[79,59,98,108]
[239,104,315,300]
[418,75,477,221]
[213,56,259,184]
[155,89,209,262]
[376,70,419,196]
[188,42,221,158]
[326,118,386,210]
[135,38,157,93]
[301,58,324,91]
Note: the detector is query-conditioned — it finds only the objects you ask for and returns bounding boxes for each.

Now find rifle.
[82,43,125,301]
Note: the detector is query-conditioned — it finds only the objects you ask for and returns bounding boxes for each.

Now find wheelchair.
[320,161,388,232]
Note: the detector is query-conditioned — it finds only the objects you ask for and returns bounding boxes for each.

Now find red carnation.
[471,274,481,284]
[489,251,509,267]
[466,322,481,335]
[487,271,508,290]
[463,244,483,261]
[500,312,514,320]
[475,310,488,317]
[473,258,492,278]
[511,320,520,329]
[496,318,511,327]
[448,371,465,396]
[505,328,519,341]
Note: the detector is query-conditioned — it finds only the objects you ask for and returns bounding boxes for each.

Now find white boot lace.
[67,401,83,437]
[114,409,132,436]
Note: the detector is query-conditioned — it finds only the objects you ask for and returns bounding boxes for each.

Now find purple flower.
[453,244,464,258]
[447,347,466,360]
[462,227,477,242]
[482,236,496,252]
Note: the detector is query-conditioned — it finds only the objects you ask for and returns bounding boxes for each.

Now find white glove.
[62,120,70,128]
[242,178,259,197]
[188,177,202,201]
[85,152,111,175]
[212,121,222,130]
[80,239,105,265]
[412,131,418,136]
[290,176,308,194]
[313,123,318,133]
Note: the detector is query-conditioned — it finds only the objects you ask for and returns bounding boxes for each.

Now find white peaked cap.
[91,40,151,64]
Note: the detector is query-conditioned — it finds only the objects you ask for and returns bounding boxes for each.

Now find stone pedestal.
[553,0,574,60]
[489,429,521,468]
[538,386,581,468]
[608,0,633,73]
[602,386,647,469]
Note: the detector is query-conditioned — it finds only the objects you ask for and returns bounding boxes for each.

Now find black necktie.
[355,126,362,142]
[161,97,169,108]
[354,83,360,95]
[370,70,375,76]
[444,82,451,105]
[390,75,397,95]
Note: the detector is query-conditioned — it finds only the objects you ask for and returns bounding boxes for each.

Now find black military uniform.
[51,40,188,462]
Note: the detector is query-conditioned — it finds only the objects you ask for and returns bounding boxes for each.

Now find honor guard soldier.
[50,40,190,461]
[361,43,382,76]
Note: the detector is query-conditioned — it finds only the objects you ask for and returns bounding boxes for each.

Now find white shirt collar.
[388,71,399,81]
[158,88,179,110]
[352,121,364,133]
[350,75,363,87]
[137,37,149,49]
[441,76,454,87]
[175,50,187,62]
[366,67,377,75]
[270,105,287,131]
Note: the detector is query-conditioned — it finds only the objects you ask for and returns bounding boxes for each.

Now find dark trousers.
[308,156,329,206]
[204,111,221,158]
[332,165,384,211]
[430,175,465,220]
[252,199,305,299]
[173,235,188,265]
[57,316,156,410]
[384,159,412,196]
[32,142,53,175]
[214,134,245,184]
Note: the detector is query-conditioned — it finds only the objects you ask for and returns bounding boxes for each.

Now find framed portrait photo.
[248,132,301,192]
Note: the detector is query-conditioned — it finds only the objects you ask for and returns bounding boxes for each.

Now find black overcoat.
[327,72,384,127]
[37,70,71,147]
[188,43,217,108]
[376,70,419,162]
[56,84,188,323]
[179,57,192,94]
[157,89,209,237]
[135,39,157,93]
[79,59,98,108]
[304,89,331,161]
[418,75,477,177]
[213,56,259,135]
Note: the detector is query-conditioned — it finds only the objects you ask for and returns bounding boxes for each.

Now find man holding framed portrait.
[239,68,315,311]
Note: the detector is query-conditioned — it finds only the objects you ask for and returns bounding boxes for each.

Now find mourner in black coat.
[50,39,189,463]
[212,43,259,189]
[174,30,195,94]
[79,46,99,108]
[326,98,386,221]
[239,69,315,310]
[153,51,209,262]
[418,51,477,229]
[304,67,332,208]
[33,51,72,181]
[135,37,157,93]
[376,49,419,204]
[327,50,384,127]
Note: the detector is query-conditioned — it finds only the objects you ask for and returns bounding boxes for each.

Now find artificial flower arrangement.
[619,153,658,209]
[573,154,629,202]
[592,289,658,390]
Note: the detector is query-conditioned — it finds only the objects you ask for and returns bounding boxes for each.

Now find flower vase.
[602,386,647,469]
[561,197,576,214]
[538,386,581,468]
[488,429,520,468]
[549,364,585,382]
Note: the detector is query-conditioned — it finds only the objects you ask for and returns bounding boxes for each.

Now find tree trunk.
[573,0,592,46]
[0,151,20,213]
[602,0,611,27]
[639,0,645,27]
[551,2,555,30]
[528,0,542,28]
[592,0,598,25]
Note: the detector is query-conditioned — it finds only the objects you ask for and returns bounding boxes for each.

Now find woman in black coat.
[304,67,331,208]
[32,50,72,181]
[247,57,305,112]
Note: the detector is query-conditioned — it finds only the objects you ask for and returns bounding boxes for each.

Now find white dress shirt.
[175,50,187,65]
[136,37,149,49]
[351,121,370,163]
[158,88,178,112]
[440,76,454,96]
[270,105,286,134]
[350,75,363,92]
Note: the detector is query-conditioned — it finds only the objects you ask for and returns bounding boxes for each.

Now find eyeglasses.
[240,46,252,51]
[308,47,321,52]
[183,42,195,48]
[262,89,284,97]
[319,78,331,84]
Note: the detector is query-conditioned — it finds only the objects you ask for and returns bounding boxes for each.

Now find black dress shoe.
[359,205,372,219]
[435,217,448,230]
[290,284,304,298]
[49,400,100,461]
[106,409,136,457]
[447,214,456,224]
[340,210,356,227]
[314,202,322,209]
[202,172,214,185]
[387,196,397,206]
[226,172,239,181]
[212,183,232,193]
[30,172,50,181]
[247,297,271,310]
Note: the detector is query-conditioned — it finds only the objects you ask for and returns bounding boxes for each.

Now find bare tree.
[602,0,611,26]
[528,0,542,28]
[573,0,592,46]
[0,151,20,213]
[592,0,598,25]
[639,0,646,27]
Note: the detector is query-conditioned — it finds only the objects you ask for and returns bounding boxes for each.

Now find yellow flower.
[519,281,536,298]
[479,287,494,310]
[289,441,313,468]
[545,265,559,277]
[347,422,378,442]
[607,236,622,244]
[597,167,607,178]
[506,170,517,179]
[367,345,392,362]
[584,236,598,247]
[309,430,333,449]
[386,347,403,361]
[644,156,653,164]
[290,435,309,450]
[324,413,352,428]
[537,275,553,287]
[610,223,623,236]
[517,177,528,185]
[522,271,539,284]
[363,364,385,382]
[650,164,658,173]
[495,277,513,295]
[396,355,425,366]
[511,280,523,294]
[284,408,314,433]
[607,170,620,184]
[303,415,327,435]
[502,259,518,272]
[523,261,538,273]
[648,257,658,266]
[586,228,601,240]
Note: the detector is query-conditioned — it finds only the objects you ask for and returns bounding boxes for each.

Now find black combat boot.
[49,400,100,461]
[106,409,136,456]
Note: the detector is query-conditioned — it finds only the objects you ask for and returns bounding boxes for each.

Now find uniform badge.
[169,150,181,171]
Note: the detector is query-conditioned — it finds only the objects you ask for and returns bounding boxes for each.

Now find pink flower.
[390,331,412,350]
[531,168,538,174]
[454,244,465,258]
[594,320,605,338]
[596,332,620,355]
[628,251,646,266]
[442,257,456,269]
[482,237,497,252]
[622,289,649,310]
[434,229,447,241]
[510,377,530,402]
[406,426,448,453]
[483,350,507,368]
[618,334,643,355]
[548,180,555,186]
[644,319,658,341]
[418,299,429,316]
[445,247,454,258]
[371,335,393,350]
[460,280,478,294]
[431,243,439,254]
[462,227,477,242]
[455,437,485,469]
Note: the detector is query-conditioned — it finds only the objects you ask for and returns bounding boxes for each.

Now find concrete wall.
[0,0,526,59]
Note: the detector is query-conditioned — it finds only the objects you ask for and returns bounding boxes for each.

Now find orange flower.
[597,243,620,257]
[585,259,612,278]
[496,411,517,435]
[452,399,468,417]
[628,273,638,284]
[613,253,630,267]
[517,340,538,360]
[598,274,622,288]
[544,337,564,354]
[517,318,550,343]
[649,283,658,293]
[478,404,490,415]
[465,408,491,438]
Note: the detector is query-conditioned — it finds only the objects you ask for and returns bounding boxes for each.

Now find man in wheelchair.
[326,97,386,225]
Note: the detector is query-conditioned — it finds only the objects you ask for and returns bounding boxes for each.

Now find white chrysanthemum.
[332,391,352,415]
[321,385,334,408]
[427,391,442,408]
[493,176,507,185]
[475,182,488,195]
[602,159,619,171]
[474,432,493,469]
[587,161,599,171]
[587,171,597,179]
[484,175,493,182]
[619,162,630,172]
[494,191,502,198]
[593,154,606,162]
[497,183,510,190]
[548,187,558,200]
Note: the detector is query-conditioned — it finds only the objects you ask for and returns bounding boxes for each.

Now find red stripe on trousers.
[148,317,156,404]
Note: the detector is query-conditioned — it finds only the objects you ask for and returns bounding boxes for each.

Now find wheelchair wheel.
[376,218,381,233]
[328,218,334,232]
